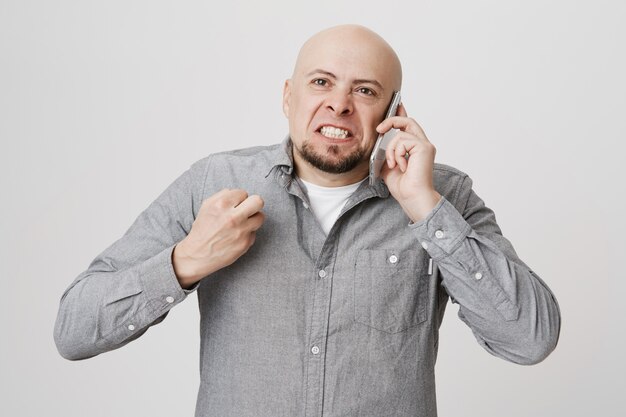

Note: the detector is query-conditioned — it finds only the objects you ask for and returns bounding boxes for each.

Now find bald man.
[55,25,560,417]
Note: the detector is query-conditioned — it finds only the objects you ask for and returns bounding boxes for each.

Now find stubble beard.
[298,141,367,174]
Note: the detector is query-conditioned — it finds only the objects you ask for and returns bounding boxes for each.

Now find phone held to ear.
[369,91,402,186]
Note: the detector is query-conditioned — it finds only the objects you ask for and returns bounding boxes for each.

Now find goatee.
[298,142,366,174]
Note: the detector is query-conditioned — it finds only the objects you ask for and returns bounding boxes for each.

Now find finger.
[377,116,425,138]
[202,188,231,205]
[384,132,411,169]
[385,144,397,170]
[394,140,412,173]
[386,134,420,172]
[222,189,250,206]
[376,102,407,133]
[245,211,265,231]
[234,194,264,218]
[202,188,249,211]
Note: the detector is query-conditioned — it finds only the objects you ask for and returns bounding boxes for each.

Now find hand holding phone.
[369,91,401,186]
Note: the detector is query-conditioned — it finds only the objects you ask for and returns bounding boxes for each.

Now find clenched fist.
[172,189,265,288]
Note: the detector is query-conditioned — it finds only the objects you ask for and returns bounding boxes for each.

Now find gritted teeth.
[319,126,350,139]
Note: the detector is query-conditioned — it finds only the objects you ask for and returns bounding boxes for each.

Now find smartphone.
[369,91,401,186]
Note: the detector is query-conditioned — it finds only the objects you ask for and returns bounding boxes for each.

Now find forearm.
[412,195,561,364]
[375,111,560,362]
[54,159,207,360]
[54,245,191,360]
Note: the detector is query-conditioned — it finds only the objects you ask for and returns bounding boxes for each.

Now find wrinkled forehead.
[293,29,402,91]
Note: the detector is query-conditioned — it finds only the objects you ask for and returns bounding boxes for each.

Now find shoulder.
[432,162,473,206]
[192,143,282,168]
[211,144,282,159]
[188,144,283,181]
[188,143,285,195]
[433,162,469,179]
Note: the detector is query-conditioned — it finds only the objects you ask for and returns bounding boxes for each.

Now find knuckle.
[214,188,231,199]
[234,188,249,199]
[224,213,239,227]
[220,188,247,206]
[200,198,212,210]
[207,189,234,208]
[215,198,231,210]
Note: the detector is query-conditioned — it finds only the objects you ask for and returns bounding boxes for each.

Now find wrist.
[398,189,441,223]
[172,242,204,289]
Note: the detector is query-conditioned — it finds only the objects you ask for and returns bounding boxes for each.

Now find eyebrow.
[306,69,384,91]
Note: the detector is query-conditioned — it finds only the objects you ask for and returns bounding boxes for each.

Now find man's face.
[283,32,400,176]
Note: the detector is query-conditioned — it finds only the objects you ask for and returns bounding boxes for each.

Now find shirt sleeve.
[53,158,209,360]
[410,175,561,365]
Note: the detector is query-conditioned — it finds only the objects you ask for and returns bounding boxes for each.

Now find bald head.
[292,25,402,92]
[282,25,404,185]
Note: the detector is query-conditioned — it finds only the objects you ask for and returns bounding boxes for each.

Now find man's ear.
[282,79,291,118]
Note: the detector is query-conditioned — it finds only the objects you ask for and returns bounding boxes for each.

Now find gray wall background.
[1,0,624,416]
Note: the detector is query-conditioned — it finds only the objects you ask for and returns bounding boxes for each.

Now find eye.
[356,87,376,96]
[312,78,328,86]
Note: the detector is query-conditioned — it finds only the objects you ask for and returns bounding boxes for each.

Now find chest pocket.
[354,249,429,333]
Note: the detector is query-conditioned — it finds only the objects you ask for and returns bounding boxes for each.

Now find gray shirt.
[54,139,561,417]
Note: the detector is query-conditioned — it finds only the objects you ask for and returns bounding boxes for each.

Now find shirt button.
[166,296,174,303]
[388,255,398,264]
[474,272,483,280]
[421,241,429,250]
[311,346,320,355]
[128,324,135,331]
[318,269,327,278]
[435,230,444,239]
[303,201,309,209]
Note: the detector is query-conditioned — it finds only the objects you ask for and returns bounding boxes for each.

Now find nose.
[325,91,353,117]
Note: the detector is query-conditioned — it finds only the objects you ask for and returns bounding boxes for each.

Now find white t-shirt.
[299,178,365,235]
